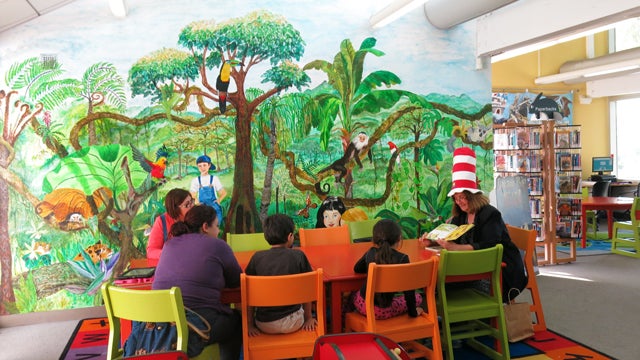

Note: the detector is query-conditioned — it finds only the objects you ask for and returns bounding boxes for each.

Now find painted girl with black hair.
[315,196,347,228]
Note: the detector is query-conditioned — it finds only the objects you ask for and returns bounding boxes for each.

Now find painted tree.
[73,62,127,146]
[303,37,422,197]
[254,92,312,222]
[0,57,77,314]
[128,11,310,233]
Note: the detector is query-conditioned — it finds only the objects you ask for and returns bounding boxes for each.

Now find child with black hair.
[352,219,423,319]
[244,214,318,335]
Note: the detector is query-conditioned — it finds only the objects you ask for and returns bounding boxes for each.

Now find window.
[611,98,640,179]
[610,18,640,180]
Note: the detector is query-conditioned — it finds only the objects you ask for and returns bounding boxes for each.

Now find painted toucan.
[132,144,169,180]
[216,61,231,113]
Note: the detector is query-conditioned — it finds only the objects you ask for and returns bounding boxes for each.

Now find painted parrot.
[216,61,231,113]
[131,144,169,180]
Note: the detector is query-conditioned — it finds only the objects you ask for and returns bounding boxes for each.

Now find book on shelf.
[558,176,573,193]
[425,223,474,241]
[556,130,570,148]
[557,152,573,171]
[494,133,509,150]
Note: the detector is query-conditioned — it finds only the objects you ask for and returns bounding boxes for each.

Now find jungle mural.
[0,6,493,315]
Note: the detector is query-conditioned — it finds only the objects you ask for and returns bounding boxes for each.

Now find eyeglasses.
[179,198,195,209]
[453,194,468,203]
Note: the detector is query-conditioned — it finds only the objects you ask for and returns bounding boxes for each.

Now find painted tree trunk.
[0,178,15,315]
[227,107,258,234]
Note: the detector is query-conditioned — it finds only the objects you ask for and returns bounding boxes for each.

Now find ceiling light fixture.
[370,0,428,29]
[108,0,127,18]
[535,47,640,85]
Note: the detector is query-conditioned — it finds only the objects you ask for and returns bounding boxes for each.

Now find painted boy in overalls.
[190,155,227,227]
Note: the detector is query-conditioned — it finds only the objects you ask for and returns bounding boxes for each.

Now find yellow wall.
[492,32,611,179]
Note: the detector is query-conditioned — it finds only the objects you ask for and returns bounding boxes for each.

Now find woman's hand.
[419,233,437,247]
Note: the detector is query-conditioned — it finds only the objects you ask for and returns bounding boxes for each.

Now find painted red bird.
[131,144,169,180]
[388,141,401,164]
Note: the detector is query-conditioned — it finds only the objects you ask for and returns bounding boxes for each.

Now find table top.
[581,196,634,206]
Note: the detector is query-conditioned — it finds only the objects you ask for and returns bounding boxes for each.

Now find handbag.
[123,307,211,358]
[503,288,535,342]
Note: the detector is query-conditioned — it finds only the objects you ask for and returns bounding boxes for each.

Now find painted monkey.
[319,132,372,184]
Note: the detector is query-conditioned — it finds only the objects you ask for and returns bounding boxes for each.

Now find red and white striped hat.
[447,147,482,197]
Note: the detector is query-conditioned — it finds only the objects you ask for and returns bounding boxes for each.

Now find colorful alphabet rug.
[60,317,614,359]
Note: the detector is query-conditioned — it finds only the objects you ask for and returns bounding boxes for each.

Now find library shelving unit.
[539,122,581,265]
[494,121,581,265]
[493,123,544,238]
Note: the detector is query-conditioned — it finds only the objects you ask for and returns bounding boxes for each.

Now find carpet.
[60,318,614,360]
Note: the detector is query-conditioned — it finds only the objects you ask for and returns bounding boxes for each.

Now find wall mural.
[0,3,493,314]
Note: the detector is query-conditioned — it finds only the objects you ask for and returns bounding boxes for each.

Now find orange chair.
[299,226,350,247]
[506,225,547,332]
[240,269,326,360]
[343,259,442,360]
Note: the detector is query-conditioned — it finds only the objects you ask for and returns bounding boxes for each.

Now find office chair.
[343,259,443,359]
[226,233,270,252]
[611,197,640,258]
[240,269,325,359]
[506,225,546,332]
[347,218,379,243]
[437,245,509,360]
[299,226,350,247]
[101,283,219,360]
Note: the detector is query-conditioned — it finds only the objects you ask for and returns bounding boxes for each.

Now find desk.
[581,197,634,248]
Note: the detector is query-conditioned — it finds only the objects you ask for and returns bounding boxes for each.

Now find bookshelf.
[493,124,544,235]
[494,121,581,265]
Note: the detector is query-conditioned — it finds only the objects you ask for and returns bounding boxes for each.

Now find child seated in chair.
[244,214,318,335]
[352,219,423,319]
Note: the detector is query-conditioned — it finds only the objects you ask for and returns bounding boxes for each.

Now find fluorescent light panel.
[370,0,428,29]
[491,23,616,63]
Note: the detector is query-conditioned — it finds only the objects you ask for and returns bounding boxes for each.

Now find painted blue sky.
[0,0,490,103]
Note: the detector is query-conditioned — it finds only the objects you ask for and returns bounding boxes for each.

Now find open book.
[425,223,474,241]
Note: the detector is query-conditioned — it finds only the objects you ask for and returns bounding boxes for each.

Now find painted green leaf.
[42,144,148,201]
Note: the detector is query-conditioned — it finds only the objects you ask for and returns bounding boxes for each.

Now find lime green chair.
[582,187,598,238]
[611,197,640,258]
[227,233,270,252]
[347,219,379,243]
[101,283,219,360]
[437,245,509,360]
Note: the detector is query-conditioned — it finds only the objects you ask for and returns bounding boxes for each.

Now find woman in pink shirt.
[146,188,193,265]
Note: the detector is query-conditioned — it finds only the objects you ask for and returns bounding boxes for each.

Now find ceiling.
[0,0,77,33]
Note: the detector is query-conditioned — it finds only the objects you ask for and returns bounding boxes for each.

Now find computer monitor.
[592,156,613,175]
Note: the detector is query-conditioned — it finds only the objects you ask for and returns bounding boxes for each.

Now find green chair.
[226,233,270,252]
[101,283,219,360]
[611,197,640,258]
[582,187,598,238]
[437,245,509,360]
[582,180,611,239]
[347,219,379,242]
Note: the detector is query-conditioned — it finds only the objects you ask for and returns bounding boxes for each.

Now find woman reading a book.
[419,147,526,301]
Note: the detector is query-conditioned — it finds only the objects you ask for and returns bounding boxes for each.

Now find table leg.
[607,210,614,239]
[581,207,587,248]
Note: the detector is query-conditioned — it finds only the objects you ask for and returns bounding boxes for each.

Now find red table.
[126,239,478,334]
[581,196,633,248]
